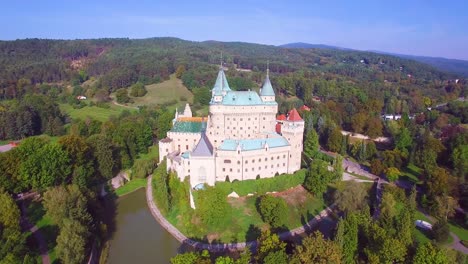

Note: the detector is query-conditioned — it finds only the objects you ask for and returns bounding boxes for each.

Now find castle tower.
[211,67,231,103]
[260,64,275,102]
[182,103,192,118]
[281,108,304,173]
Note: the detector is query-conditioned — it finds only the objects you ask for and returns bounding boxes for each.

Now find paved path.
[20,202,51,264]
[419,210,468,254]
[146,176,334,252]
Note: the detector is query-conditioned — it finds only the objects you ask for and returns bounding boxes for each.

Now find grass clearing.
[59,103,132,122]
[400,164,422,184]
[26,201,59,264]
[128,74,193,107]
[137,145,159,161]
[115,178,147,197]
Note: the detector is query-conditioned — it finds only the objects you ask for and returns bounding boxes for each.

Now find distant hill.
[279,42,351,51]
[281,42,468,77]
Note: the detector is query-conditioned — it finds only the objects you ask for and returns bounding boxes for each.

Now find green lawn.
[59,103,132,122]
[400,164,422,184]
[115,178,147,197]
[159,169,327,243]
[26,201,59,263]
[0,140,10,145]
[127,74,193,107]
[136,145,159,161]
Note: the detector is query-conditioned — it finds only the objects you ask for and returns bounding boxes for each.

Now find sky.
[1,0,467,60]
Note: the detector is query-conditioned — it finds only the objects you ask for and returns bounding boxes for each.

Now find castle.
[159,67,304,189]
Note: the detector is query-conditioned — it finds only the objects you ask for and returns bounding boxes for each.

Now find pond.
[107,188,180,263]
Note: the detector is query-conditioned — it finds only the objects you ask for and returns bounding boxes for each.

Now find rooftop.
[171,121,206,133]
[219,136,290,151]
[287,108,303,121]
[191,134,213,156]
[217,90,277,106]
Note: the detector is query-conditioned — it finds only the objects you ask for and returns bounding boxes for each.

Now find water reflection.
[107,189,180,263]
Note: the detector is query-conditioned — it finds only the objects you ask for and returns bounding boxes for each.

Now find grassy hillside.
[59,103,132,122]
[128,74,193,107]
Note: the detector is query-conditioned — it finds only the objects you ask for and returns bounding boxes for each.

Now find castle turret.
[281,108,304,173]
[260,66,275,102]
[182,103,192,117]
[211,67,231,103]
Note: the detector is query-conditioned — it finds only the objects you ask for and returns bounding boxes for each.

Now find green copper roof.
[217,91,277,106]
[260,71,275,96]
[212,69,231,95]
[219,136,289,151]
[170,121,206,133]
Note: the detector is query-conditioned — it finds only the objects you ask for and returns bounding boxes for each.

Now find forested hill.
[0,37,464,107]
[281,42,468,77]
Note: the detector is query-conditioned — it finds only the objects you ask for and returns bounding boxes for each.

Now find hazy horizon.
[1,0,467,60]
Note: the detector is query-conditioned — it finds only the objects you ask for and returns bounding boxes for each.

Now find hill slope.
[281,42,468,77]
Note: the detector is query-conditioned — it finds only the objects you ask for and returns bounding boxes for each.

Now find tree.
[365,117,383,138]
[395,127,412,156]
[413,243,449,264]
[334,181,368,214]
[327,127,343,153]
[129,82,147,97]
[115,88,131,104]
[43,185,92,228]
[303,128,319,160]
[432,220,450,243]
[87,134,116,179]
[0,190,27,262]
[292,231,342,264]
[175,65,186,78]
[170,252,201,264]
[256,229,286,263]
[196,186,232,229]
[370,159,385,176]
[19,141,71,189]
[351,112,367,134]
[433,195,458,221]
[304,159,333,196]
[427,167,449,198]
[385,167,401,182]
[257,195,288,228]
[56,219,89,264]
[452,145,468,178]
[152,160,170,214]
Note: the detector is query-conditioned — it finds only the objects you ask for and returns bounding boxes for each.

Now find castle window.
[224,159,231,163]
[277,156,280,159]
[283,155,286,158]
[271,157,274,160]
[227,126,229,129]
[166,148,168,152]
[258,167,261,170]
[271,165,274,168]
[222,168,226,172]
[258,158,261,162]
[245,160,248,164]
[245,168,248,172]
[265,166,267,169]
[277,164,279,167]
[238,169,240,173]
[240,118,243,121]
[186,145,189,150]
[248,118,251,121]
[252,168,254,171]
[283,163,285,166]
[252,159,255,163]
[265,158,267,161]
[230,168,233,172]
[263,117,266,120]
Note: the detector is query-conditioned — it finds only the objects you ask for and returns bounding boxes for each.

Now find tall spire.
[260,61,275,97]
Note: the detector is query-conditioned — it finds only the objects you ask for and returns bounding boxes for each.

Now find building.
[159,67,304,189]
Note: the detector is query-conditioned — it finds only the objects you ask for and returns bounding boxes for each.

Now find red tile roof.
[299,105,311,111]
[276,123,282,133]
[277,114,286,121]
[287,108,303,121]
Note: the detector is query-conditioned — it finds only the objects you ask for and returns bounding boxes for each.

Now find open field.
[59,103,132,122]
[128,74,193,107]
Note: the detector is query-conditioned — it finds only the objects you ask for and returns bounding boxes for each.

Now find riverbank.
[145,176,335,252]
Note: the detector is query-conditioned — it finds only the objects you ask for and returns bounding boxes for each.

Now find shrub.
[432,220,450,243]
[130,82,147,97]
[132,159,155,179]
